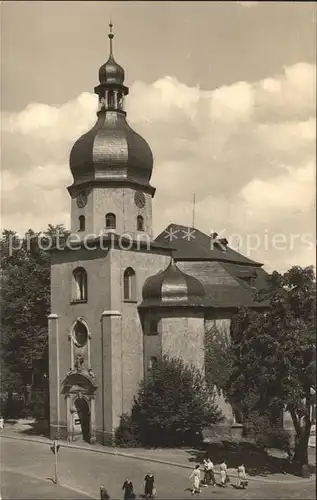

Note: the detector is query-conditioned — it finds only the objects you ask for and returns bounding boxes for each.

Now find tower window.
[108,90,115,109]
[105,213,116,230]
[117,92,124,110]
[78,215,85,232]
[73,267,88,302]
[123,267,136,301]
[149,319,158,335]
[137,215,144,232]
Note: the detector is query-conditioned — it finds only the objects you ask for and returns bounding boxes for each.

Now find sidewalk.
[1,430,314,485]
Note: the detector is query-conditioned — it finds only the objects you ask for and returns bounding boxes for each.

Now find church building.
[48,25,269,444]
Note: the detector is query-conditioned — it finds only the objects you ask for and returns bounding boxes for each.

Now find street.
[0,438,315,499]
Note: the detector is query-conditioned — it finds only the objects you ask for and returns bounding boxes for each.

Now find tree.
[228,266,316,473]
[0,225,69,419]
[130,356,223,446]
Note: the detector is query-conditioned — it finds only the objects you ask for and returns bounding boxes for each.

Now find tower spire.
[192,193,196,228]
[108,21,114,57]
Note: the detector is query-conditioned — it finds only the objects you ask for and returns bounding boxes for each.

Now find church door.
[74,397,90,442]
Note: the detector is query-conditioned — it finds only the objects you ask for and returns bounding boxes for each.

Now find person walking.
[206,458,216,486]
[236,464,248,489]
[189,465,201,495]
[202,459,209,486]
[144,473,155,498]
[122,479,135,500]
[219,460,229,487]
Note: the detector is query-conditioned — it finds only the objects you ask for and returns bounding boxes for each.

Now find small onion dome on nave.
[140,258,206,308]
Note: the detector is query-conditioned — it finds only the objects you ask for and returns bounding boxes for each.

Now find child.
[144,473,155,498]
[219,460,229,487]
[189,465,201,495]
[100,485,110,500]
[237,464,248,489]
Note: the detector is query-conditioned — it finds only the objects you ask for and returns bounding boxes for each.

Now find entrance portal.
[62,371,97,443]
[74,396,90,442]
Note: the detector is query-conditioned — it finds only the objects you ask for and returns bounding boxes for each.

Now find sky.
[1,1,316,272]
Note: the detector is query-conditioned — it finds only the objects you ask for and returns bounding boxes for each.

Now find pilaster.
[48,313,60,437]
[100,310,123,444]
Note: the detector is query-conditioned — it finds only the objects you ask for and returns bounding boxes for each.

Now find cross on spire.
[108,21,114,56]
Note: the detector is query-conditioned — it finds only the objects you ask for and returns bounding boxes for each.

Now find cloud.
[2,92,96,141]
[240,161,315,212]
[1,62,316,272]
[255,63,316,121]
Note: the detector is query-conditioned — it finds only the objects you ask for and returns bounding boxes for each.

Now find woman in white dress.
[189,465,201,494]
[219,460,228,487]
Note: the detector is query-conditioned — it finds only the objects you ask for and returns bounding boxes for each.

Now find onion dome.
[99,57,125,85]
[69,111,154,187]
[99,22,125,85]
[69,22,154,193]
[140,258,205,308]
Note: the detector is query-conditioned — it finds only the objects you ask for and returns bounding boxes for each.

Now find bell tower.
[48,24,172,445]
[68,23,155,241]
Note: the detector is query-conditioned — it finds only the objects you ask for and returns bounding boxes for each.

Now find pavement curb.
[1,433,314,484]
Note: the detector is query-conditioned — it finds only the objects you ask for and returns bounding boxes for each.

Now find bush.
[115,413,140,447]
[129,356,223,447]
[3,396,25,419]
[30,388,49,421]
[244,412,290,451]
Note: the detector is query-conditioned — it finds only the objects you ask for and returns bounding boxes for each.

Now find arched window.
[137,215,144,231]
[123,267,136,301]
[79,215,85,232]
[73,267,87,302]
[105,213,116,230]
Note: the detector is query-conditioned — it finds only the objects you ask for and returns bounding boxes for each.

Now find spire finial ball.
[109,21,114,39]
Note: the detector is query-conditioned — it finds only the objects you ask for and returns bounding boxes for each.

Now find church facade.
[48,26,268,444]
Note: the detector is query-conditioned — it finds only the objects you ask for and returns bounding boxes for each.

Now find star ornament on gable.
[164,227,179,241]
[181,228,196,241]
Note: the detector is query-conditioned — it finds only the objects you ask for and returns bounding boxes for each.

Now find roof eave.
[49,234,175,254]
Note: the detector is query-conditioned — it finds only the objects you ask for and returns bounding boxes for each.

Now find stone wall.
[160,311,205,372]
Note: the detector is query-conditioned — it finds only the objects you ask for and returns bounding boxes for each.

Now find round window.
[73,321,88,347]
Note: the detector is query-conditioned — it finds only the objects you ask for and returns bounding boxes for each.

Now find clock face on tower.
[76,191,87,208]
[134,191,146,208]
